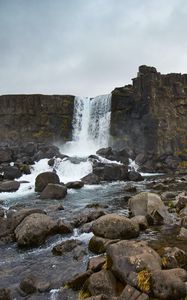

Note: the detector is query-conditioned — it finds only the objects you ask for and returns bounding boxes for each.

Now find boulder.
[161,247,187,269]
[87,256,106,272]
[81,173,100,185]
[86,270,118,297]
[106,240,161,286]
[89,236,119,254]
[128,171,143,181]
[93,164,128,182]
[40,183,67,199]
[176,191,187,211]
[35,171,60,192]
[119,284,149,300]
[151,268,187,299]
[15,213,56,247]
[66,270,92,290]
[52,239,83,256]
[0,180,20,192]
[131,216,148,230]
[92,214,139,239]
[0,148,12,163]
[72,209,106,227]
[19,275,37,295]
[2,166,22,180]
[128,192,170,224]
[66,181,84,189]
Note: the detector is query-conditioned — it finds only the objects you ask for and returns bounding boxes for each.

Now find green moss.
[137,270,151,293]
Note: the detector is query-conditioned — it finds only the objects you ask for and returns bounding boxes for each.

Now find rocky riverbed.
[0,144,187,300]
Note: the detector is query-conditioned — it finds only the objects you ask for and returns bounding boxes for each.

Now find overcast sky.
[0,0,187,96]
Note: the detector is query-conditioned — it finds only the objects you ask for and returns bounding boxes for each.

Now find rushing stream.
[0,94,186,299]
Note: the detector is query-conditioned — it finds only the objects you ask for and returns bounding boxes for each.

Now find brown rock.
[35,171,60,192]
[40,183,67,199]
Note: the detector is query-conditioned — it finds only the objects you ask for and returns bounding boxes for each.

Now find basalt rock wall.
[0,94,74,146]
[110,66,187,171]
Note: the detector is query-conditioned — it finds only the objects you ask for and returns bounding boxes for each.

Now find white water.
[61,94,111,156]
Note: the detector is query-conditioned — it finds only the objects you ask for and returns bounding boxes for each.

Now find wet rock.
[86,203,109,209]
[40,183,67,199]
[66,180,84,189]
[19,164,31,175]
[52,239,83,255]
[19,275,37,295]
[161,191,178,201]
[89,236,119,254]
[48,158,55,166]
[7,208,46,232]
[124,184,137,193]
[80,221,93,233]
[131,215,148,230]
[0,288,10,300]
[0,180,20,192]
[92,214,139,239]
[96,147,114,159]
[72,209,106,227]
[15,213,56,247]
[161,247,187,269]
[177,227,187,240]
[2,166,22,180]
[128,171,143,182]
[55,219,73,234]
[35,171,60,192]
[119,284,149,300]
[81,173,101,185]
[86,270,118,297]
[106,240,161,286]
[152,183,169,191]
[128,192,170,225]
[96,147,129,164]
[0,148,12,163]
[87,256,106,272]
[93,163,128,182]
[151,268,187,300]
[66,270,92,290]
[73,245,88,261]
[176,191,187,211]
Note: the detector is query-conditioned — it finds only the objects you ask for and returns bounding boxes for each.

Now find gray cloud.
[0,0,187,96]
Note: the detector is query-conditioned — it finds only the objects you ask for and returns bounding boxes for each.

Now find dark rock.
[0,288,10,300]
[52,239,82,256]
[89,236,120,254]
[2,166,22,180]
[87,256,106,272]
[19,164,31,175]
[119,284,149,300]
[128,171,143,181]
[96,147,113,158]
[19,275,37,295]
[35,171,60,192]
[92,214,139,239]
[176,191,187,211]
[72,209,106,227]
[128,192,170,225]
[0,148,12,163]
[48,158,55,166]
[55,219,73,234]
[80,221,93,233]
[151,268,187,300]
[93,163,128,182]
[106,240,161,286]
[86,270,118,297]
[15,213,56,247]
[66,270,92,290]
[81,173,101,185]
[66,181,84,189]
[40,183,67,199]
[0,180,20,192]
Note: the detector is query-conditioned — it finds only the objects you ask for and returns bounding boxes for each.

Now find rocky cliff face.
[110,66,187,171]
[0,94,74,146]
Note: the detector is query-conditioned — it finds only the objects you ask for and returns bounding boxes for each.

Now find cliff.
[111,66,187,171]
[0,94,74,146]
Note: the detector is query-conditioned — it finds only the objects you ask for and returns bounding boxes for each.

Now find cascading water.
[61,94,111,156]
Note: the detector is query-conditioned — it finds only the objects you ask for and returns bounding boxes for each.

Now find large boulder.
[128,171,143,182]
[93,164,128,182]
[0,180,20,192]
[151,268,187,299]
[40,183,67,199]
[106,240,161,286]
[35,171,60,192]
[2,166,22,180]
[14,213,56,247]
[128,192,170,224]
[92,214,139,239]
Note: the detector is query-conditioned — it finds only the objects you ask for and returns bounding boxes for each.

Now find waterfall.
[62,94,111,156]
